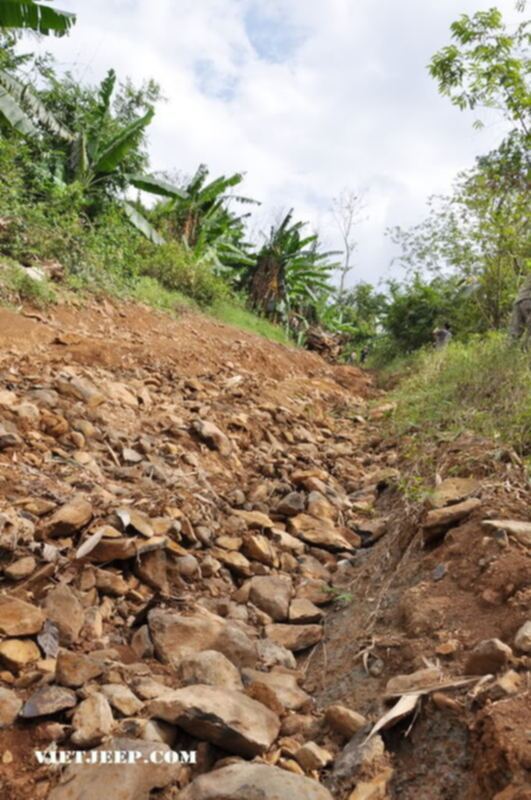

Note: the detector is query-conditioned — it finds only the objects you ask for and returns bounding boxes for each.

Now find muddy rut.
[0,299,529,800]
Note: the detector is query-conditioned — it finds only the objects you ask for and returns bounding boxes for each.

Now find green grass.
[389,333,531,456]
[210,300,292,345]
[0,263,57,308]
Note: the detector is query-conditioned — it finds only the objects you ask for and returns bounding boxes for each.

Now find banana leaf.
[0,70,73,140]
[129,173,188,199]
[93,109,154,174]
[121,200,165,245]
[0,0,76,35]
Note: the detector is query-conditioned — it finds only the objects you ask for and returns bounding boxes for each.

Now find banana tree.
[243,211,338,325]
[0,67,74,138]
[0,0,75,36]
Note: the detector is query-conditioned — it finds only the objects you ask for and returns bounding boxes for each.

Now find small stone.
[71,693,114,746]
[277,492,306,517]
[242,667,310,711]
[21,685,77,718]
[435,640,459,656]
[385,667,441,696]
[348,768,393,800]
[94,568,129,596]
[295,741,333,771]
[289,598,324,624]
[4,556,37,580]
[465,638,513,675]
[265,623,323,652]
[43,584,85,644]
[249,575,293,622]
[193,419,232,456]
[432,563,447,581]
[325,704,367,738]
[233,510,275,529]
[56,650,104,688]
[0,597,45,636]
[45,496,93,538]
[514,621,531,653]
[428,478,480,509]
[0,687,22,727]
[0,639,40,671]
[178,650,243,691]
[101,684,143,716]
[481,519,531,548]
[422,498,482,541]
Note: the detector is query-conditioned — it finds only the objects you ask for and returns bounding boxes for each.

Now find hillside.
[0,298,529,800]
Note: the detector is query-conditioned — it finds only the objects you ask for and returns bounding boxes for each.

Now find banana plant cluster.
[242,211,338,329]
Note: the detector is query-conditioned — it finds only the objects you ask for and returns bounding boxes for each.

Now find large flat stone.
[148,684,280,757]
[148,609,257,669]
[0,596,45,636]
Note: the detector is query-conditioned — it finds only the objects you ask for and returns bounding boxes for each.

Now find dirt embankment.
[0,299,528,800]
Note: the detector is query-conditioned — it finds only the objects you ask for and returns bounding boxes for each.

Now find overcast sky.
[31,0,520,287]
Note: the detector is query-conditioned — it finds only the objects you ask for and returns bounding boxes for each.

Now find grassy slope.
[387,334,531,459]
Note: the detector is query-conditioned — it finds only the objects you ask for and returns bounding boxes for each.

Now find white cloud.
[31,0,521,286]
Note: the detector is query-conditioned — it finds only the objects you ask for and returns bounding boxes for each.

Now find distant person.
[509,274,531,344]
[433,322,452,349]
[360,345,369,364]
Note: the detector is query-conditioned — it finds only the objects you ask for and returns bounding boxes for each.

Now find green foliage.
[390,333,531,454]
[0,0,75,36]
[429,8,530,136]
[0,263,56,306]
[140,241,229,307]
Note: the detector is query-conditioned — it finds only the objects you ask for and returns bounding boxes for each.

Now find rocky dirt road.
[0,299,529,800]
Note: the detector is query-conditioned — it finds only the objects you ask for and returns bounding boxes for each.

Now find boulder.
[47,738,182,800]
[249,576,293,622]
[241,667,310,711]
[56,650,105,687]
[178,762,333,800]
[265,623,323,652]
[21,685,77,718]
[148,609,257,669]
[71,693,114,746]
[148,684,280,757]
[179,650,243,691]
[0,596,45,636]
[43,584,85,644]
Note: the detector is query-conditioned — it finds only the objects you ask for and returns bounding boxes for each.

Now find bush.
[390,333,531,454]
[140,242,228,307]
